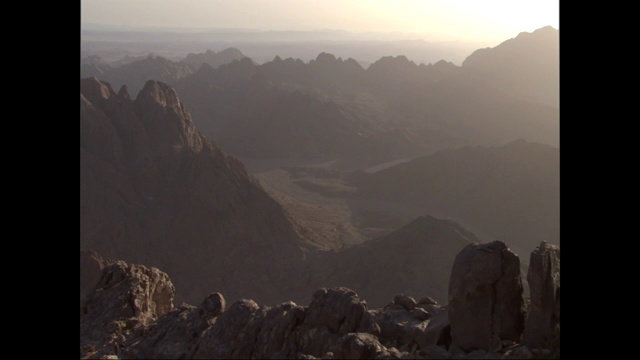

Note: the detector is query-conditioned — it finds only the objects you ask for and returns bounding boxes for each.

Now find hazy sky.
[81,0,558,43]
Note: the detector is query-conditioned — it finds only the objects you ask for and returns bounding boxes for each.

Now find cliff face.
[81,77,310,305]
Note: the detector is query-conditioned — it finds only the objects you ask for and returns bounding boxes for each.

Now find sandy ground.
[254,167,408,251]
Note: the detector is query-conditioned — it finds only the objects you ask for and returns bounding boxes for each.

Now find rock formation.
[448,241,526,352]
[81,240,559,359]
[80,261,175,359]
[524,241,560,349]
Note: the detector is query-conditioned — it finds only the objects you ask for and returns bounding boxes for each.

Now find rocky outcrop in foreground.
[80,241,560,359]
[524,241,560,349]
[448,241,526,352]
[80,261,175,358]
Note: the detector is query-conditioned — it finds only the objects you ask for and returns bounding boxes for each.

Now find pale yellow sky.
[81,0,559,43]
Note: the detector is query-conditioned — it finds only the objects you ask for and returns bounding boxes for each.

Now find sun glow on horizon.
[81,0,558,43]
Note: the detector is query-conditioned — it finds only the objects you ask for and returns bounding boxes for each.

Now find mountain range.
[80,26,559,312]
[81,27,558,170]
[353,139,559,259]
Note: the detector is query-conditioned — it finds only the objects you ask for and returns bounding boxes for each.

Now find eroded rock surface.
[448,241,526,352]
[80,242,557,359]
[80,261,175,359]
[523,241,560,349]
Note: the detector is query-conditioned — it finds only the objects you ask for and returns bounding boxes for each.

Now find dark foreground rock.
[80,261,175,359]
[448,241,526,352]
[523,241,560,349]
[80,241,558,359]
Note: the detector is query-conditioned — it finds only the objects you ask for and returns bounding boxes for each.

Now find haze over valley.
[80,1,559,358]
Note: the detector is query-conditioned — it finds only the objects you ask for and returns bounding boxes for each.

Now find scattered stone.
[416,306,450,349]
[394,294,418,311]
[195,292,225,331]
[80,240,558,360]
[417,297,439,306]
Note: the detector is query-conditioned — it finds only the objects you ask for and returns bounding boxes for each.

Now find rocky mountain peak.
[366,55,419,81]
[314,52,338,63]
[432,59,457,69]
[518,25,558,39]
[80,76,117,104]
[218,47,244,57]
[136,80,183,111]
[132,80,204,164]
[117,84,131,99]
[181,47,248,67]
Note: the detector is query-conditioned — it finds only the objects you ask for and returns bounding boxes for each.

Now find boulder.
[448,241,525,351]
[394,294,418,311]
[417,297,439,307]
[361,302,427,349]
[80,261,175,359]
[195,292,226,331]
[192,299,261,359]
[249,301,307,359]
[523,241,560,349]
[416,305,450,349]
[295,288,368,357]
[123,293,227,359]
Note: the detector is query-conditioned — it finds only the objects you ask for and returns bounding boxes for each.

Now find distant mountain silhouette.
[175,74,437,166]
[181,47,249,68]
[168,27,558,166]
[82,28,558,167]
[355,140,559,258]
[80,48,249,96]
[80,55,197,95]
[462,26,559,107]
[308,215,478,305]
